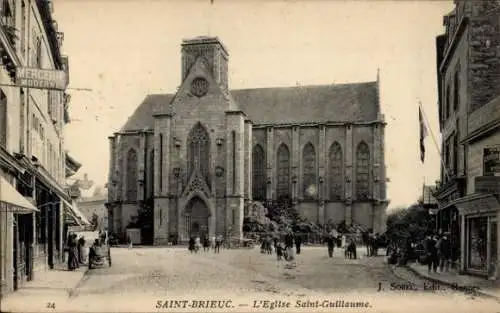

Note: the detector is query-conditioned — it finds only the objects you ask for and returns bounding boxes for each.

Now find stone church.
[106,36,389,245]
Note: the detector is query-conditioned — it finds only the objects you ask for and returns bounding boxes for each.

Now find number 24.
[46,302,56,309]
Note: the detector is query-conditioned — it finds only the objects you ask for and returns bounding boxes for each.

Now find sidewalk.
[406,262,500,300]
[1,263,88,312]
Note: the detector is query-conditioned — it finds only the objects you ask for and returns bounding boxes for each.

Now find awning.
[454,193,500,215]
[0,176,39,214]
[62,198,90,226]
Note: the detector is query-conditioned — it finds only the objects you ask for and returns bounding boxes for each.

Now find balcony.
[475,176,500,195]
[0,19,20,79]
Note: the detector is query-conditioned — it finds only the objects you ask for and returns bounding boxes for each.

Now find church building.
[106,36,389,245]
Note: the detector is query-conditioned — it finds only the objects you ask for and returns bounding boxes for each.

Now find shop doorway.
[13,213,34,290]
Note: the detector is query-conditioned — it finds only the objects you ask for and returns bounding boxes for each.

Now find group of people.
[258,229,384,261]
[188,235,223,253]
[66,233,86,271]
[260,232,302,262]
[423,232,453,273]
[386,231,457,274]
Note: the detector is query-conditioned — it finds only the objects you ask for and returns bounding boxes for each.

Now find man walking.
[326,235,335,258]
[294,233,302,255]
[425,234,439,273]
[438,233,451,272]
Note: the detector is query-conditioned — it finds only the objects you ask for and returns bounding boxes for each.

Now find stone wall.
[468,1,500,111]
[467,130,500,194]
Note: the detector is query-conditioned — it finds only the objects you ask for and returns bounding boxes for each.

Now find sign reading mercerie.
[16,67,67,90]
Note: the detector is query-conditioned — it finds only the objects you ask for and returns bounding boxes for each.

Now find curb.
[404,265,500,302]
[67,267,90,298]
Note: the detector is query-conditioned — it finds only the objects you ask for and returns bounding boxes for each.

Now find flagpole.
[208,0,214,36]
[419,101,450,181]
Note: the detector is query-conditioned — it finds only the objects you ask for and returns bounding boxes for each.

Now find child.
[276,242,284,261]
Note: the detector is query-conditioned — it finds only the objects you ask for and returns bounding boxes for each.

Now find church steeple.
[181,36,229,93]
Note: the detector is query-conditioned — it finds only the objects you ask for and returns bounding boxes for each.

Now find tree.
[265,196,300,228]
[386,204,432,248]
[242,216,266,233]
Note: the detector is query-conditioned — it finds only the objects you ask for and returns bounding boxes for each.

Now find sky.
[54,0,454,209]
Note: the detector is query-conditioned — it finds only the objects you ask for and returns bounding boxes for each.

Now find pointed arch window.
[276,143,291,198]
[148,150,154,198]
[302,143,316,199]
[187,122,210,181]
[126,148,138,200]
[252,144,266,201]
[328,142,343,200]
[356,141,370,200]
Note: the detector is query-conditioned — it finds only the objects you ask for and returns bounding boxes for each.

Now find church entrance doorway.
[185,197,209,239]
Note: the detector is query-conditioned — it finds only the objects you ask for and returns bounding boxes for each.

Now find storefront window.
[468,217,488,271]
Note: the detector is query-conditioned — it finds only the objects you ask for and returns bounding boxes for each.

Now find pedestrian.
[362,230,370,256]
[189,237,195,253]
[260,237,266,254]
[214,235,221,253]
[67,234,79,271]
[194,236,201,253]
[78,236,86,264]
[326,235,335,258]
[127,235,133,249]
[425,234,438,273]
[211,235,216,250]
[276,242,284,261]
[373,233,379,256]
[266,236,273,254]
[203,236,210,252]
[294,233,302,255]
[438,233,451,272]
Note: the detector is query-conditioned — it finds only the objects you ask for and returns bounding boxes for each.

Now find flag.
[419,106,428,163]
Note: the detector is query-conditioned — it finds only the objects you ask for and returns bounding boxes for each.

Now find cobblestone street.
[3,246,499,313]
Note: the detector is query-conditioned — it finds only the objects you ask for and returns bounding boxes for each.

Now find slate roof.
[120,94,175,132]
[232,82,379,124]
[119,81,379,132]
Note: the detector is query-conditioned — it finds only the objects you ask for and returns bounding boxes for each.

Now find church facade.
[106,37,389,245]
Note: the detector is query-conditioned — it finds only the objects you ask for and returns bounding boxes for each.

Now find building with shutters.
[0,0,87,297]
[106,36,389,245]
[434,0,500,279]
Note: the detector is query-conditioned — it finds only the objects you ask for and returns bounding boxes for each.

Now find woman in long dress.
[194,236,201,253]
[67,234,79,270]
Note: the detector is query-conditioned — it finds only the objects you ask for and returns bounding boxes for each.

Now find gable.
[169,56,239,112]
[118,81,380,132]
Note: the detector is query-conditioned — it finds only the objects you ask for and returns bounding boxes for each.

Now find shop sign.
[456,195,499,214]
[475,176,500,194]
[16,67,68,90]
[483,146,500,176]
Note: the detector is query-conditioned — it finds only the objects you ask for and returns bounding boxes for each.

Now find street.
[3,246,499,313]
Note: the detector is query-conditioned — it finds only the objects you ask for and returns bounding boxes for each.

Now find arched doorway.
[185,197,210,238]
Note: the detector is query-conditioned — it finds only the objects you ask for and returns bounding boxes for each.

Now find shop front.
[0,176,39,296]
[456,194,499,280]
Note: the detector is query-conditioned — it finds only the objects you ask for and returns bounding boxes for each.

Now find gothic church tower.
[152,37,251,244]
